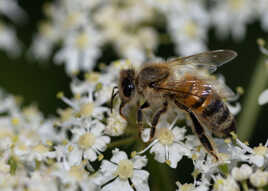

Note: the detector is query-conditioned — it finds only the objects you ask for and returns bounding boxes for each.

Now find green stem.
[241,180,249,191]
[237,56,268,141]
[107,137,135,148]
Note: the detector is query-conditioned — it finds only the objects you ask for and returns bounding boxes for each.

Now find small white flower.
[54,25,102,74]
[106,111,127,136]
[249,169,268,188]
[54,144,83,170]
[71,120,111,162]
[138,118,192,168]
[231,164,252,181]
[210,0,255,41]
[214,176,240,191]
[59,91,108,120]
[52,163,98,191]
[95,148,149,191]
[0,23,21,56]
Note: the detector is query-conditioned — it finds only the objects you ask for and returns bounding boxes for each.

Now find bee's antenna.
[111,86,119,113]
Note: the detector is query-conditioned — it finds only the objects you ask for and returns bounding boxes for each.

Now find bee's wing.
[167,50,237,73]
[153,79,213,98]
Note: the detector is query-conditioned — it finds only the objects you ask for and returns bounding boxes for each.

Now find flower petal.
[94,136,111,152]
[259,89,268,105]
[150,143,165,163]
[172,127,186,142]
[132,155,147,169]
[102,177,133,191]
[84,148,97,161]
[131,170,150,191]
[111,148,128,164]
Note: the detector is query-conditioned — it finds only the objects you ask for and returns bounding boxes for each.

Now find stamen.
[137,139,159,155]
[168,116,179,130]
[61,96,79,110]
[236,138,253,153]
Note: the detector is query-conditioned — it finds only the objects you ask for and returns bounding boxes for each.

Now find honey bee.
[111,50,237,160]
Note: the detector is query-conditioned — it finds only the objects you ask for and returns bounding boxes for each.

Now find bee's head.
[118,69,136,102]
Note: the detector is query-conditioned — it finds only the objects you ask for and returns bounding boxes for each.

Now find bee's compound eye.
[122,79,135,97]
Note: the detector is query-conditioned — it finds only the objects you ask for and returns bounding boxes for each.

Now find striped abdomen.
[174,76,236,138]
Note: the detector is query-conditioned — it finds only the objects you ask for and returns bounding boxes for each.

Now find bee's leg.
[137,101,150,139]
[119,101,128,120]
[189,112,219,161]
[150,101,168,141]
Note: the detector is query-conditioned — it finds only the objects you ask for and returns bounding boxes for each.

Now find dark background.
[0,1,267,150]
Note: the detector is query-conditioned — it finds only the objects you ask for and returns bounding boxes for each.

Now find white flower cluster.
[0,57,267,191]
[29,0,268,74]
[0,0,25,56]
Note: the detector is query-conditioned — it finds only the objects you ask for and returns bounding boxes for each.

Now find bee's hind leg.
[174,100,219,160]
[149,101,168,141]
[189,112,219,161]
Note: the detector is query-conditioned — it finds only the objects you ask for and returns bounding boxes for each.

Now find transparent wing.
[153,79,213,98]
[167,50,237,73]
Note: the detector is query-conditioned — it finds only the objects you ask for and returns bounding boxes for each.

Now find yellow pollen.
[74,94,81,100]
[253,145,267,156]
[157,128,174,145]
[131,151,137,158]
[85,72,100,83]
[56,92,64,99]
[33,144,49,153]
[236,86,244,95]
[192,153,198,160]
[165,160,171,166]
[46,141,53,146]
[76,32,89,49]
[116,160,134,180]
[62,139,68,145]
[0,129,13,139]
[98,154,104,161]
[68,145,73,152]
[180,183,194,191]
[58,108,73,122]
[69,166,85,181]
[184,21,197,38]
[78,133,96,149]
[22,105,39,119]
[79,103,94,117]
[64,12,80,28]
[214,179,224,190]
[228,0,244,10]
[11,118,20,126]
[224,138,231,144]
[18,144,28,151]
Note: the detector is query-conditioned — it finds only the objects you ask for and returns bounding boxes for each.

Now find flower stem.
[108,137,135,148]
[237,56,268,141]
[241,180,248,191]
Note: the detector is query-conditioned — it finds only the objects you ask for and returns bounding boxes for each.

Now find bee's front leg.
[119,101,128,120]
[150,101,168,141]
[137,101,150,139]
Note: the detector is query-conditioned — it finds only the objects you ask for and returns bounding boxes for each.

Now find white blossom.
[95,149,150,191]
